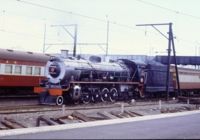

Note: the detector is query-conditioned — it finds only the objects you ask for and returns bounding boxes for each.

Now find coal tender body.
[34,56,144,105]
[143,61,174,97]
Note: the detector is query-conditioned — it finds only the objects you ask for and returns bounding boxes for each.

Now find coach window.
[14,65,22,74]
[26,66,33,75]
[34,67,41,75]
[5,64,13,74]
[0,64,2,74]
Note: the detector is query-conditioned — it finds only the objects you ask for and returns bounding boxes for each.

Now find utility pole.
[106,16,110,56]
[43,23,46,53]
[48,23,108,57]
[51,24,78,57]
[73,24,78,57]
[136,22,180,100]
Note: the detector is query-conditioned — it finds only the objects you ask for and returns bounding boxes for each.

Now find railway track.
[0,95,38,99]
[178,95,200,104]
[0,99,198,130]
[0,99,178,114]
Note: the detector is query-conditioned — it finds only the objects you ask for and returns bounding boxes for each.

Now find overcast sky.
[0,0,200,56]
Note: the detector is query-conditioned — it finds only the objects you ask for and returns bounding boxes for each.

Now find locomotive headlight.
[110,75,114,80]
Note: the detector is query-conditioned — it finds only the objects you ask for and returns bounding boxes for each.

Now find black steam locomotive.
[34,56,145,105]
[34,54,200,105]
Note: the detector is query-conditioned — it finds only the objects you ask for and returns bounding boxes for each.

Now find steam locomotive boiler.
[34,56,144,105]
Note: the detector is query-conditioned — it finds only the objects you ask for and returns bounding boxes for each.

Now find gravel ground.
[0,98,38,107]
[0,99,199,130]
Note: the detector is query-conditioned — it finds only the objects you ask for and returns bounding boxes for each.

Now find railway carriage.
[0,48,50,96]
[170,66,200,95]
[143,62,200,97]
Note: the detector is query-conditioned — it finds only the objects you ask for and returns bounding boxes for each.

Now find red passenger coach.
[0,48,51,96]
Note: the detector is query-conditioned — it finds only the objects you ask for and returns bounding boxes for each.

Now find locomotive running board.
[70,81,142,85]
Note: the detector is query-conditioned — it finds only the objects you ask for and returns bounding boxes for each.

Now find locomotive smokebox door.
[49,62,61,78]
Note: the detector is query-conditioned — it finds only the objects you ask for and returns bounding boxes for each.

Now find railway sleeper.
[37,115,83,126]
[4,117,27,128]
[58,115,74,120]
[56,118,81,124]
[50,118,66,124]
[36,115,59,127]
[124,110,138,117]
[55,115,83,123]
[0,126,8,130]
[110,110,139,118]
[1,120,23,129]
[110,111,125,118]
[71,111,96,122]
[128,111,143,116]
[160,106,196,113]
[97,111,119,120]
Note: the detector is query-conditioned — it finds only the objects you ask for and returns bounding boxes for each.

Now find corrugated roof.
[0,48,51,63]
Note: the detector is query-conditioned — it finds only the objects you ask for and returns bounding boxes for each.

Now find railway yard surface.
[0,97,199,131]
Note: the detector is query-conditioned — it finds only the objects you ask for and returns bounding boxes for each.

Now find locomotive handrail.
[70,81,142,85]
[131,69,138,81]
[86,61,96,71]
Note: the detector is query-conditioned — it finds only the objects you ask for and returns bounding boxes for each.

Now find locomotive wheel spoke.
[74,100,80,105]
[100,88,109,102]
[92,90,101,102]
[72,85,81,101]
[109,88,118,102]
[139,90,145,98]
[82,93,91,104]
[56,96,64,105]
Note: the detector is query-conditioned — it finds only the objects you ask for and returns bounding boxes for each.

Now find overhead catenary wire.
[0,0,198,55]
[0,0,149,50]
[15,0,193,46]
[16,0,142,32]
[15,0,200,42]
[136,0,200,20]
[15,0,152,55]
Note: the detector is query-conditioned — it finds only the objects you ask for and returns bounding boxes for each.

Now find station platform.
[1,110,200,139]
